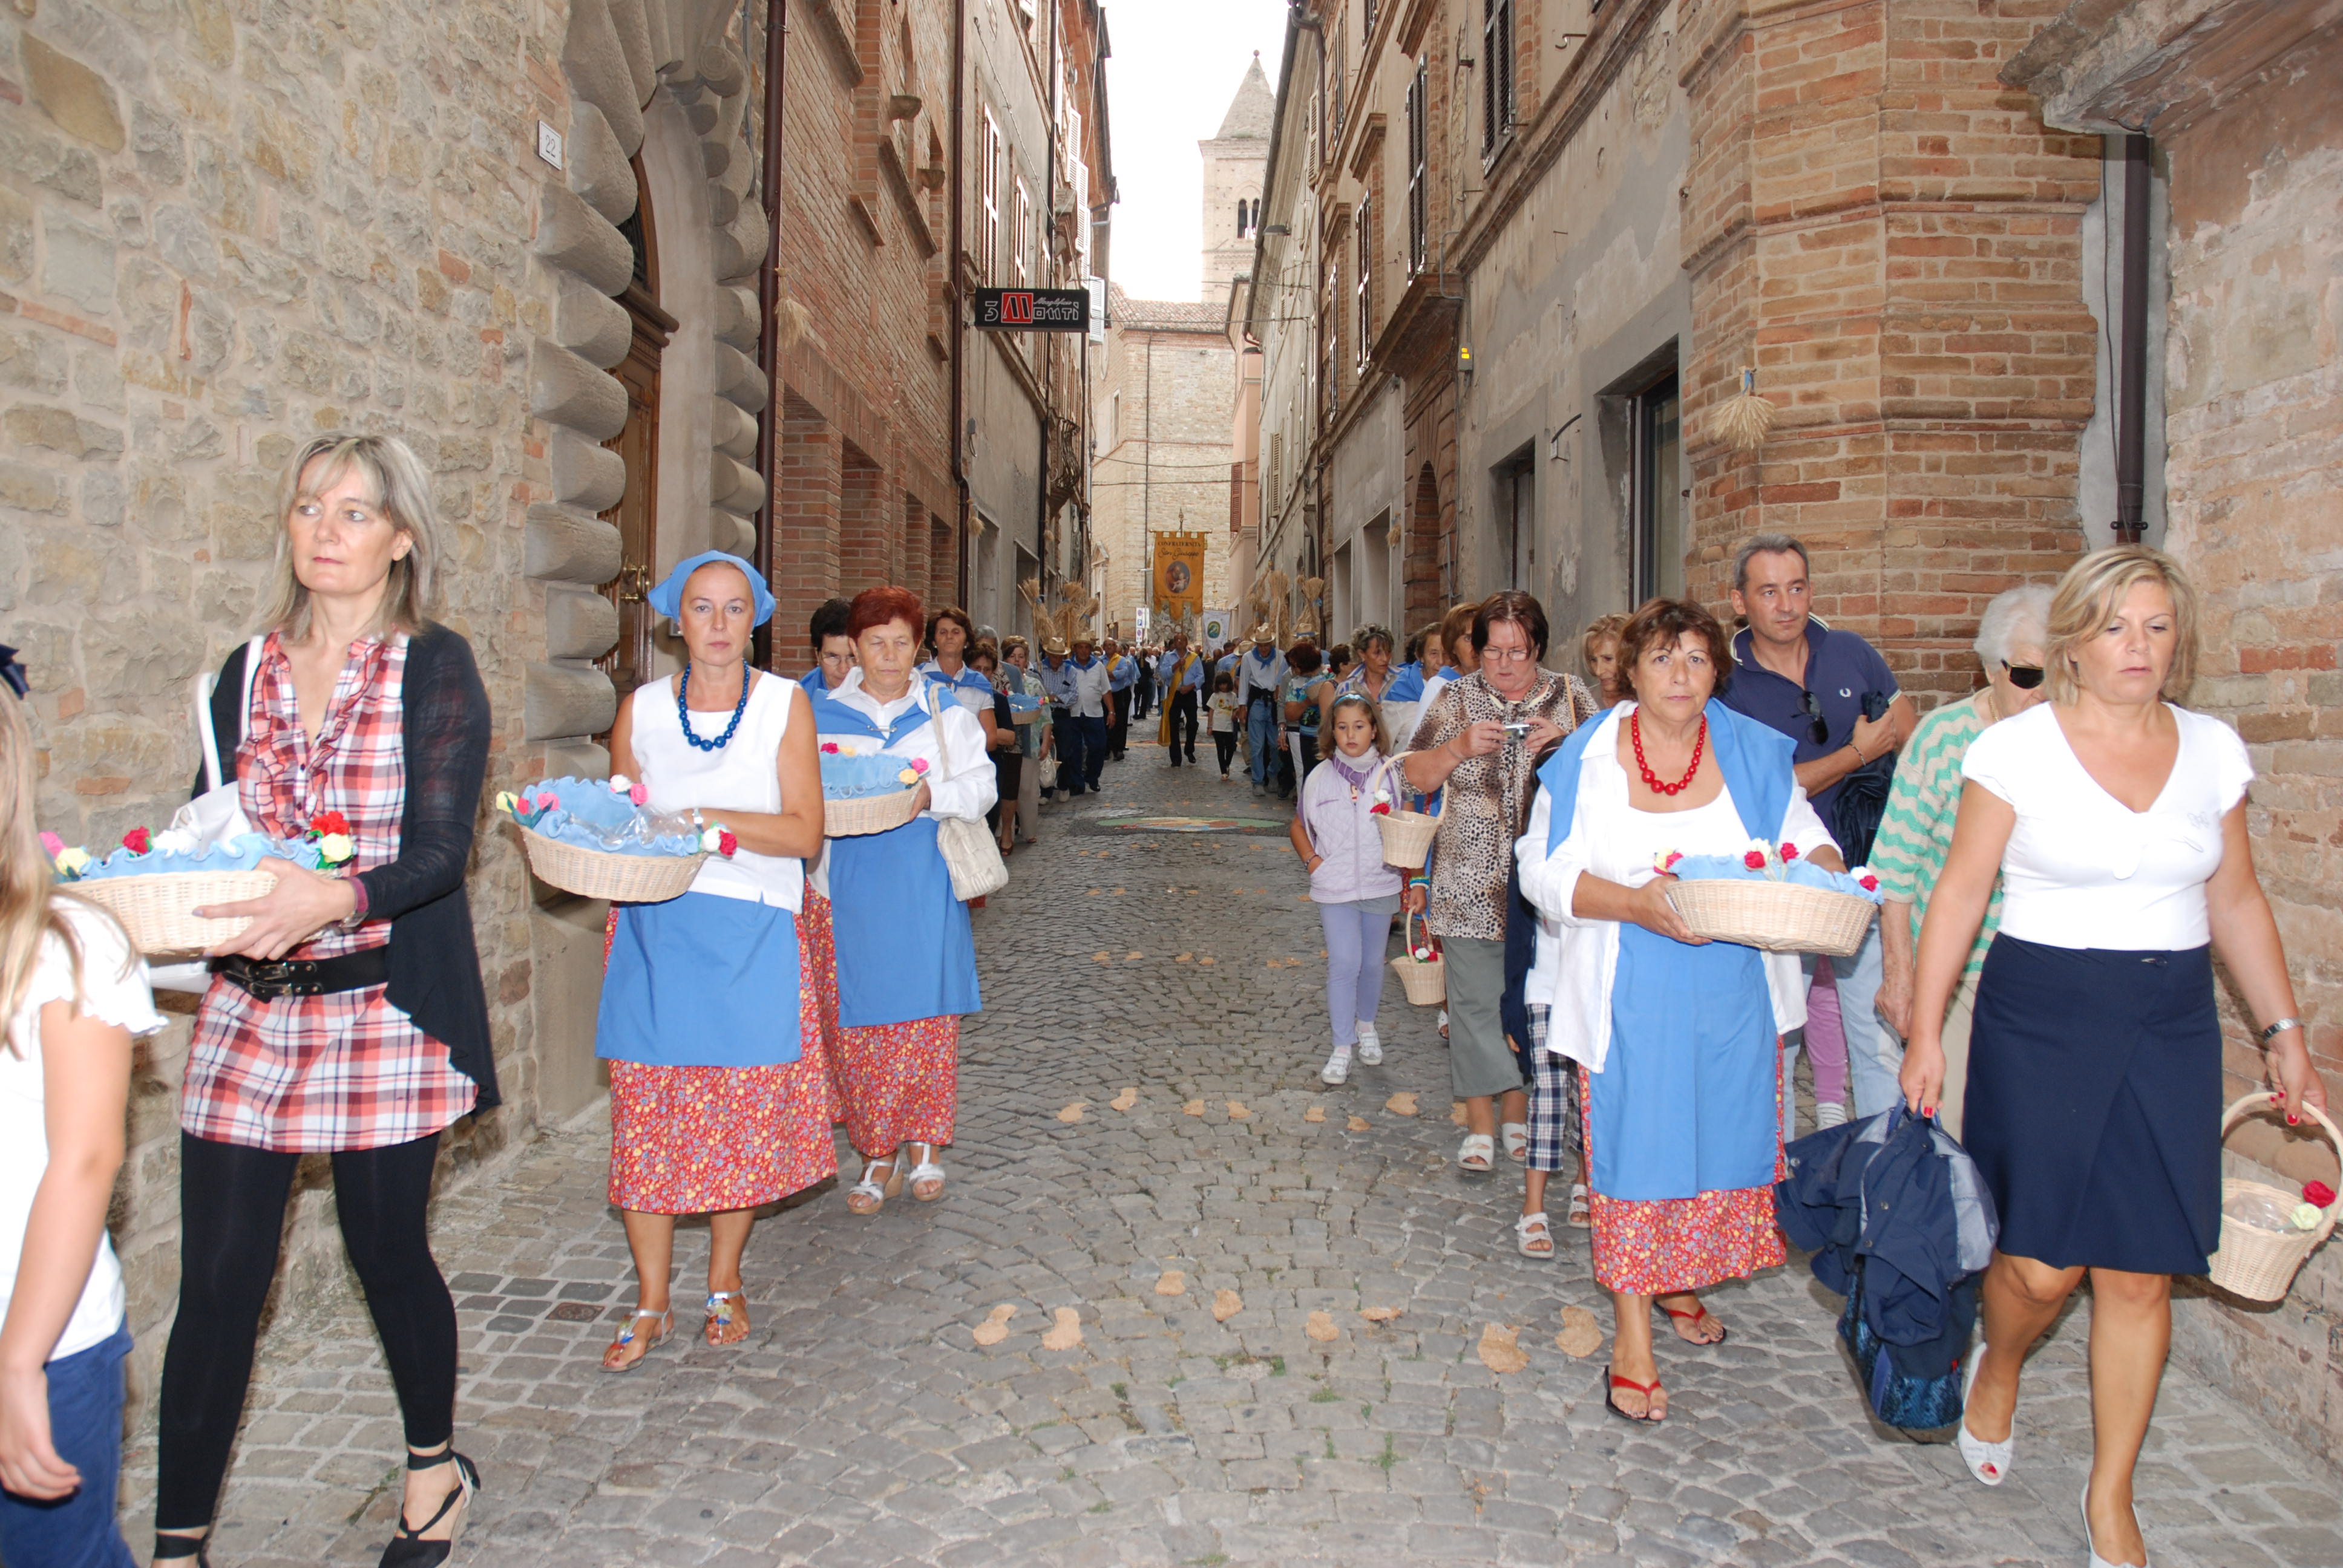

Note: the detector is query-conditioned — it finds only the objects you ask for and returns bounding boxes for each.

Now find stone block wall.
[1678,0,2102,701]
[1092,315,1238,638]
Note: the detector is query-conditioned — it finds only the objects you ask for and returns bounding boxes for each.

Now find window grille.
[1481,0,1514,155]
[1406,59,1427,276]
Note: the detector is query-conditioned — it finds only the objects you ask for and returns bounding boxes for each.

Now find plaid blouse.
[1407,668,1600,941]
[184,632,479,1152]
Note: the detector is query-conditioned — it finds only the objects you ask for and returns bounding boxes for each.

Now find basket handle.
[2220,1091,2343,1238]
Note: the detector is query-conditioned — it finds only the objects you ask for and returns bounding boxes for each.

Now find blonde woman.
[1901,546,2325,1567]
[158,434,493,1567]
[0,685,160,1567]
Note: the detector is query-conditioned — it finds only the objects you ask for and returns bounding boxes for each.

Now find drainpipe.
[2113,132,2151,545]
[952,0,971,607]
[1039,0,1060,604]
[752,0,788,670]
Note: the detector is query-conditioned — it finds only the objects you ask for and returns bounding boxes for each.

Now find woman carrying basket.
[809,587,995,1215]
[1517,598,1841,1423]
[1289,694,1403,1085]
[158,434,493,1567]
[1899,547,2325,1568]
[595,552,834,1371]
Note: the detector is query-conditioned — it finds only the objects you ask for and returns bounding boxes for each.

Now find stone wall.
[1,0,762,1430]
[1091,310,1236,638]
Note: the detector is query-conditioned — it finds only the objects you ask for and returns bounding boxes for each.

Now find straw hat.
[1249,622,1274,644]
[1041,636,1069,656]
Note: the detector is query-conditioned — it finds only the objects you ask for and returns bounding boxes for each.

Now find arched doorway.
[599,158,678,702]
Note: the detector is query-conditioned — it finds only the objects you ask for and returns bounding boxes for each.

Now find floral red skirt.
[1579,1059,1788,1296]
[603,904,839,1214]
[831,1014,958,1157]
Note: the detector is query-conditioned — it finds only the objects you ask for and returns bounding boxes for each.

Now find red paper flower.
[717,829,739,858]
[1662,851,1683,871]
[1369,802,1391,815]
[2306,1181,2336,1209]
[1859,873,1880,892]
[820,742,840,754]
[1780,841,1800,861]
[1743,850,1766,870]
[311,810,352,837]
[122,826,152,855]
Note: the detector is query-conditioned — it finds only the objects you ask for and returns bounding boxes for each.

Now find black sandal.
[379,1449,482,1568]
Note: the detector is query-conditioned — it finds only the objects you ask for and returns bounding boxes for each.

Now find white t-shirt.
[1960,703,2252,952]
[2,901,165,1362]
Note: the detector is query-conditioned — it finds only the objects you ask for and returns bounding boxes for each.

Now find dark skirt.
[1964,934,2220,1275]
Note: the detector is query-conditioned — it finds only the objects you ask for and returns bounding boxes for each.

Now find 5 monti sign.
[974,287,1090,332]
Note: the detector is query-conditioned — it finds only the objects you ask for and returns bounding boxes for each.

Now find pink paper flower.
[910,757,931,774]
[628,781,649,805]
[820,742,840,754]
[1662,850,1682,871]
[39,831,64,858]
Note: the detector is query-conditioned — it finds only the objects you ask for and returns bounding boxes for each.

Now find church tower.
[1199,54,1274,310]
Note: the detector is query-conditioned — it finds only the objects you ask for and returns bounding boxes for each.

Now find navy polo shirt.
[1720,619,1897,816]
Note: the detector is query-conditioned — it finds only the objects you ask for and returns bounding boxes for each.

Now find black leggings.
[1214,731,1237,772]
[156,1131,457,1530]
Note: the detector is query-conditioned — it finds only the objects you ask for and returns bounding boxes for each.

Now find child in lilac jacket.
[1288,694,1407,1083]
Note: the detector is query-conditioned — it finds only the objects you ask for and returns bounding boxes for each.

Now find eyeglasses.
[1797,690,1829,745]
[1480,645,1535,664]
[2002,661,2045,690]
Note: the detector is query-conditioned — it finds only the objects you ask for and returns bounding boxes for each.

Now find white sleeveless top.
[628,671,804,912]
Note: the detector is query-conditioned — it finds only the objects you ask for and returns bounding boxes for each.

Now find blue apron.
[1537,701,1797,1201]
[598,892,802,1067]
[810,687,983,1030]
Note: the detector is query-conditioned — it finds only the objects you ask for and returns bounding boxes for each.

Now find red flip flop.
[1603,1367,1666,1423]
[1662,1301,1728,1346]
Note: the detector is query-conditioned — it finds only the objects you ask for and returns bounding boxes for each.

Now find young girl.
[1289,695,1404,1084]
[0,685,158,1567]
[1207,672,1240,779]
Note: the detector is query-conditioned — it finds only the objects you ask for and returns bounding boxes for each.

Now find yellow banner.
[1153,532,1205,620]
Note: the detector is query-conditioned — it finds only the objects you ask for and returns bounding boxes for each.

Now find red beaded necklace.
[1631,710,1706,796]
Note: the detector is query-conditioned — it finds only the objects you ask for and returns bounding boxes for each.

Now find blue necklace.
[677,665,752,751]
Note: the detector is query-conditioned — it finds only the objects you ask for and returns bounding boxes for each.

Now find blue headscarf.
[646,550,774,627]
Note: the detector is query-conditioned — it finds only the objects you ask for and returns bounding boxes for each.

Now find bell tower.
[1199,53,1274,309]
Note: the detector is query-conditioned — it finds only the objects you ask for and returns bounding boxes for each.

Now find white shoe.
[1320,1043,1353,1085]
[2080,1481,2137,1568]
[1500,1122,1529,1162]
[1355,1023,1383,1065]
[1957,1345,2013,1486]
[1815,1101,1849,1131]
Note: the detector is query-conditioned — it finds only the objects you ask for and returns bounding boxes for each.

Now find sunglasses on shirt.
[1797,690,1829,745]
[2002,661,2046,690]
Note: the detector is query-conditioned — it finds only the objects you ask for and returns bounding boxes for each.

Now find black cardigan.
[196,622,501,1109]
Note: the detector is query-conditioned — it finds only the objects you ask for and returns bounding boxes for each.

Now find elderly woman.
[158,434,493,1566]
[1401,592,1599,1172]
[1866,584,2053,1138]
[999,635,1050,847]
[595,551,834,1371]
[799,596,856,694]
[1518,597,1839,1423]
[809,587,996,1213]
[1901,547,2325,1565]
[919,605,994,716]
[1579,613,1628,707]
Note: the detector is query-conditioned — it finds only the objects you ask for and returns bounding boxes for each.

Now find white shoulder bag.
[151,637,266,992]
[926,690,1009,902]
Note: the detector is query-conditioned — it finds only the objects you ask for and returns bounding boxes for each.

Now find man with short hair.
[1105,638,1139,761]
[1157,632,1204,766]
[1059,633,1113,794]
[1233,627,1288,796]
[1720,534,1917,1131]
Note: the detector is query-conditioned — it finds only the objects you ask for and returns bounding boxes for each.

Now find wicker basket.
[1663,877,1877,956]
[69,870,279,957]
[1012,707,1047,725]
[1390,910,1446,1005]
[2207,1093,2342,1303]
[824,786,924,837]
[519,825,706,903]
[1376,809,1440,871]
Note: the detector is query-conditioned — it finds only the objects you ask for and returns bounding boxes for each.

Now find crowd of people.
[0,428,2325,1568]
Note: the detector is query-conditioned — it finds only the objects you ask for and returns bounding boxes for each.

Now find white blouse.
[629,671,805,912]
[811,668,998,897]
[2,903,165,1361]
[1516,705,1830,1073]
[1960,702,2251,952]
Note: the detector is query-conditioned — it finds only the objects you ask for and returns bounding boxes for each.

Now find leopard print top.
[1407,669,1601,941]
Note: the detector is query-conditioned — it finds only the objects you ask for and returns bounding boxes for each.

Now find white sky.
[1103,1,1290,302]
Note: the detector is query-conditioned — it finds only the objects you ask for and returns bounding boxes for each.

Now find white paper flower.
[608,773,634,794]
[2293,1203,2323,1231]
[152,828,201,857]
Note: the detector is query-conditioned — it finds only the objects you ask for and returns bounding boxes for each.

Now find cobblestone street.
[122,744,2343,1568]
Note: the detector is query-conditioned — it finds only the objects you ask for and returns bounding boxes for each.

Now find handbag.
[926,690,1009,902]
[152,636,266,993]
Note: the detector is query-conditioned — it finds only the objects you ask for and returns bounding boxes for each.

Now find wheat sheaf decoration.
[1711,366,1777,453]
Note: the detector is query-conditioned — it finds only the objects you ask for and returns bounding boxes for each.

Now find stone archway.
[520,0,772,1117]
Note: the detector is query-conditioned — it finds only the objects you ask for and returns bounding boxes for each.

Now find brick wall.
[1679,0,2101,700]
